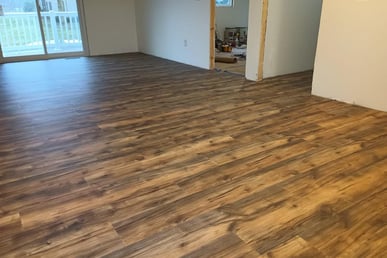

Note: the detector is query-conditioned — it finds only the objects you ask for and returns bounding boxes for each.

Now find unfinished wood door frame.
[258,0,269,80]
[210,0,268,80]
[210,0,216,69]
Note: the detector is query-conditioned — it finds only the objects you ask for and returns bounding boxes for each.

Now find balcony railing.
[0,11,83,57]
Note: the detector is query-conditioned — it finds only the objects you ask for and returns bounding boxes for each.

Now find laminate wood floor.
[0,53,386,257]
[215,59,246,76]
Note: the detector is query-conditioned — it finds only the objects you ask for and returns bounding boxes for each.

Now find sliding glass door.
[39,0,83,54]
[0,0,85,60]
[0,0,45,57]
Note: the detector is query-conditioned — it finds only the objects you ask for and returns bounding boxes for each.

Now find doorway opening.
[0,0,86,62]
[210,0,323,82]
[214,0,249,76]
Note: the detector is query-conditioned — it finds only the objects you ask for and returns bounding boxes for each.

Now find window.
[216,0,233,7]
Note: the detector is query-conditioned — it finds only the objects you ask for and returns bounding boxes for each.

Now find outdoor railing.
[0,11,83,55]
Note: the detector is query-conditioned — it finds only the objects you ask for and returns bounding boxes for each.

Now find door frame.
[210,0,268,81]
[0,41,3,64]
[0,0,89,63]
[258,0,268,81]
[209,0,215,70]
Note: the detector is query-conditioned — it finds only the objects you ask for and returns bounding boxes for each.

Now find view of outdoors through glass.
[0,0,83,58]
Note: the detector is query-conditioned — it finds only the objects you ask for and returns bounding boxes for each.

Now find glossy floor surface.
[0,54,386,257]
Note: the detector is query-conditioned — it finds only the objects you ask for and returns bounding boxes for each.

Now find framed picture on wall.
[216,0,233,7]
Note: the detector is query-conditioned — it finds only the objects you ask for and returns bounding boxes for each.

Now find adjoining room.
[214,0,249,76]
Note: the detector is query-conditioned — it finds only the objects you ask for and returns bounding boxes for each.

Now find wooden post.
[258,0,269,81]
[210,0,216,70]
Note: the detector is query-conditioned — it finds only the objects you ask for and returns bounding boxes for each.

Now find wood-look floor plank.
[0,53,386,257]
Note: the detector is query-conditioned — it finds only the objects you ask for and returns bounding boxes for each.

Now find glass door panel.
[0,0,84,60]
[0,0,45,57]
[39,0,83,54]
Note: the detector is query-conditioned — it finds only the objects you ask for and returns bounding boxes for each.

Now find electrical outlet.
[184,40,188,47]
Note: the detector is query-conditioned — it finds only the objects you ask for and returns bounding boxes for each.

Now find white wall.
[135,0,211,69]
[312,0,387,112]
[263,0,322,78]
[245,0,262,81]
[216,0,249,40]
[82,0,138,56]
